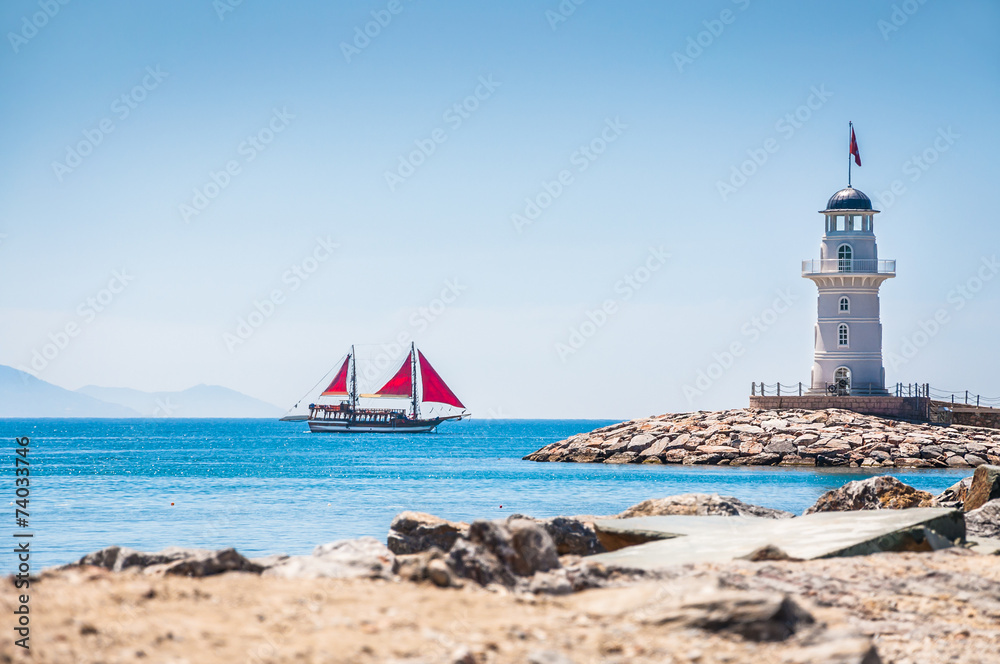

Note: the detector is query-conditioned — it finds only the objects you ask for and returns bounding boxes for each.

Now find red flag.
[850,127,861,167]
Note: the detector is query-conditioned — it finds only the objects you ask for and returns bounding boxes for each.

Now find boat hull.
[307,417,453,433]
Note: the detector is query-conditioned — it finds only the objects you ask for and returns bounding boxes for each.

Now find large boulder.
[804,476,935,515]
[964,465,1000,512]
[507,515,606,556]
[508,520,561,575]
[446,519,560,587]
[447,538,517,587]
[618,494,793,520]
[386,511,468,554]
[965,499,1000,539]
[263,537,396,580]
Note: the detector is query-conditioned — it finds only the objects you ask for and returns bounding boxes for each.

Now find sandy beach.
[4,546,998,664]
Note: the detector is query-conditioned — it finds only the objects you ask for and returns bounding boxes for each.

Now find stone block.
[965,465,1000,512]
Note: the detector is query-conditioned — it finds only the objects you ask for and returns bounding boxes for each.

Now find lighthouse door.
[834,367,851,395]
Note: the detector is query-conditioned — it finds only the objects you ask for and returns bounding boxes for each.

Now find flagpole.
[848,121,852,188]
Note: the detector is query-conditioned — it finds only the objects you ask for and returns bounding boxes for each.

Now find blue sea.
[0,418,972,569]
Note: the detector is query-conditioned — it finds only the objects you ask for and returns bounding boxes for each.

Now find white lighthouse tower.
[803,186,895,395]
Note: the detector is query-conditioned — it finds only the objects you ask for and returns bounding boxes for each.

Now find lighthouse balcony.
[801,259,896,276]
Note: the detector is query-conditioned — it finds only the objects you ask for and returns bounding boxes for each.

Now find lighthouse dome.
[826,187,873,211]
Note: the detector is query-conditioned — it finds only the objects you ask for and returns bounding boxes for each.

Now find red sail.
[419,351,465,409]
[372,352,413,397]
[320,356,351,396]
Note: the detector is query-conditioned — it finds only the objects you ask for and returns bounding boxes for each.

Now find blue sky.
[1,0,998,418]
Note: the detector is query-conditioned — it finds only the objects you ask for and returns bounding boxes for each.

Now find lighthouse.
[803,186,895,395]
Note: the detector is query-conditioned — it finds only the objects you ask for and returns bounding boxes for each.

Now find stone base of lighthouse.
[750,395,929,419]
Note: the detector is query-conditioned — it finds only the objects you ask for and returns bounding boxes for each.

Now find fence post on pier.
[799,382,802,396]
[952,394,955,404]
[977,395,980,407]
[777,384,781,397]
[751,382,755,396]
[966,390,969,405]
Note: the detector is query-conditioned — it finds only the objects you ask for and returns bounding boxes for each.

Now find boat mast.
[410,342,419,419]
[350,345,358,410]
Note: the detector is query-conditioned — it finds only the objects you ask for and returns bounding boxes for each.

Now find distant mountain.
[0,366,140,418]
[76,384,284,418]
[0,365,284,418]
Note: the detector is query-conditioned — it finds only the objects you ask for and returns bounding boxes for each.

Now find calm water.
[0,418,972,569]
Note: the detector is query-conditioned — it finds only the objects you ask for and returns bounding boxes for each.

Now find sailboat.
[285,343,468,433]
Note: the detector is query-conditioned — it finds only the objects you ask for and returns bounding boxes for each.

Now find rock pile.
[524,408,1000,468]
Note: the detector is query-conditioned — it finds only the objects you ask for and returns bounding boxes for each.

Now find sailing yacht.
[283,343,468,433]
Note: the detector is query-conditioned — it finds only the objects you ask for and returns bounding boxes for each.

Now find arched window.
[839,296,850,313]
[838,323,849,347]
[837,245,853,272]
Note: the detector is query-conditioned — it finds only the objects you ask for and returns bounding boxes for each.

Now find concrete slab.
[594,515,764,552]
[589,508,964,571]
[967,537,1000,555]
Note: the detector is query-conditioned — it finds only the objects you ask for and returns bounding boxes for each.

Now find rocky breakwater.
[524,407,1000,468]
